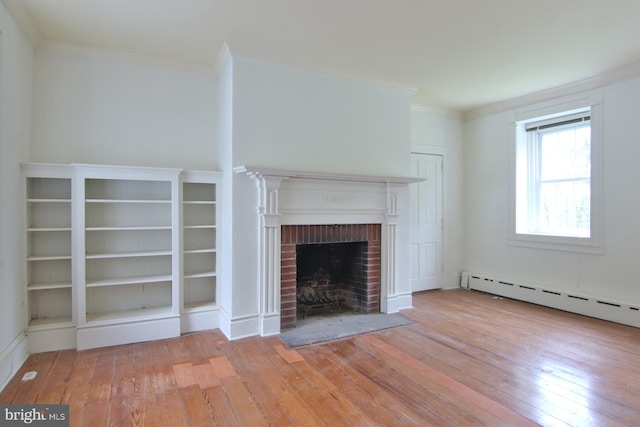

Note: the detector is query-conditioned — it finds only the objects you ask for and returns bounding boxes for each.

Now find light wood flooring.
[2,289,640,426]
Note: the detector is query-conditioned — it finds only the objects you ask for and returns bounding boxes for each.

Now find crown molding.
[2,0,42,46]
[465,61,640,120]
[38,40,218,76]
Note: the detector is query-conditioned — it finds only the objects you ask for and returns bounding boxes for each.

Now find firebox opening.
[296,242,370,318]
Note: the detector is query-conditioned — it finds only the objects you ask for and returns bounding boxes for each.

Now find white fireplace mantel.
[233,165,422,185]
[234,165,423,336]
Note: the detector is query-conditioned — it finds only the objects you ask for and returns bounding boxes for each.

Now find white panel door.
[410,153,443,291]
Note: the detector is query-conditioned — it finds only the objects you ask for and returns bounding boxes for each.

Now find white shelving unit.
[75,165,182,350]
[21,163,222,352]
[22,164,76,353]
[180,171,221,333]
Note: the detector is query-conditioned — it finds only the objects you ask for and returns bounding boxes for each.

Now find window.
[511,96,602,253]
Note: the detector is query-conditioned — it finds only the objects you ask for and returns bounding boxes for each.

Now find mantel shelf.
[234,165,424,184]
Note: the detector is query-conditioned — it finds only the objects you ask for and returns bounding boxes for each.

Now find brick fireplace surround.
[280,224,381,330]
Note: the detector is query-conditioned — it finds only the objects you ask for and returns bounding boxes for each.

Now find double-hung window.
[512,96,602,253]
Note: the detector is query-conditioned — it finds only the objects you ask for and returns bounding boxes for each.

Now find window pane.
[538,180,590,237]
[540,125,590,181]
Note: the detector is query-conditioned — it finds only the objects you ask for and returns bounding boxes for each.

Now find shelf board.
[184,248,216,254]
[183,200,216,205]
[28,316,74,329]
[28,282,72,291]
[86,226,172,231]
[85,305,173,325]
[185,270,216,279]
[86,274,172,288]
[27,198,72,203]
[86,250,171,259]
[86,199,171,204]
[184,301,217,312]
[183,225,216,229]
[27,255,72,261]
[27,227,72,232]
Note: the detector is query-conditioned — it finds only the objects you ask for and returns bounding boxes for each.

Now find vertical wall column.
[247,172,288,336]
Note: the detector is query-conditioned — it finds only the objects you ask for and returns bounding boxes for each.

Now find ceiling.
[9,0,640,112]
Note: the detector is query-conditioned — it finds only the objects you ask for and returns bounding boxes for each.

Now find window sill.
[508,233,604,254]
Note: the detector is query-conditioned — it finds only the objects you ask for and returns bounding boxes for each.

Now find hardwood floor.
[2,289,640,426]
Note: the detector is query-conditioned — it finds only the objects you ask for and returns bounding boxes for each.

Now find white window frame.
[509,94,603,253]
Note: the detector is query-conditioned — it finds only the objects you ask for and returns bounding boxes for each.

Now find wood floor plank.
[384,325,568,425]
[81,347,115,426]
[179,384,218,426]
[219,375,268,426]
[302,344,422,426]
[238,340,326,426]
[3,290,640,426]
[226,338,297,426]
[202,383,239,426]
[405,293,640,423]
[274,343,305,363]
[289,350,379,425]
[148,339,189,427]
[333,338,478,426]
[173,362,197,389]
[1,352,57,404]
[359,333,537,427]
[193,362,221,389]
[208,356,236,379]
[108,344,137,427]
[34,350,77,404]
[62,348,99,427]
[130,342,159,427]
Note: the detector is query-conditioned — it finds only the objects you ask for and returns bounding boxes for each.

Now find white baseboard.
[259,313,281,337]
[27,324,76,354]
[385,292,413,313]
[77,316,181,350]
[218,309,261,341]
[0,332,29,393]
[181,307,220,334]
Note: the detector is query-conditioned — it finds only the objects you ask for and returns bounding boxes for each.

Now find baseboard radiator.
[461,272,640,329]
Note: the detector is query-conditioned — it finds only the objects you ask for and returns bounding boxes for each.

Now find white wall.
[232,57,412,176]
[0,2,33,390]
[32,51,219,170]
[410,106,465,289]
[464,76,640,304]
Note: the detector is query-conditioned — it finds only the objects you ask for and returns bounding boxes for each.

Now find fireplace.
[281,224,381,329]
[235,165,419,338]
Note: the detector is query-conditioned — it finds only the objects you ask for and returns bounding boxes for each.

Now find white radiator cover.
[462,272,640,329]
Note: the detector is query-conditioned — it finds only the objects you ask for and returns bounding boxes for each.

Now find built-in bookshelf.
[22,164,76,353]
[180,171,221,332]
[22,163,222,352]
[75,165,181,350]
